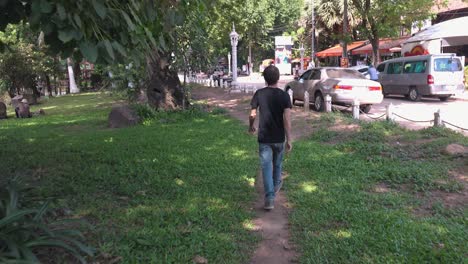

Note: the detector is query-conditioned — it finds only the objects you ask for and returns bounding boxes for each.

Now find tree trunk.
[45,75,53,97]
[146,51,187,110]
[370,37,380,65]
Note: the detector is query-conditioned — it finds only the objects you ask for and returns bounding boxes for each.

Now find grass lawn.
[285,114,467,263]
[0,93,259,263]
[1,92,467,263]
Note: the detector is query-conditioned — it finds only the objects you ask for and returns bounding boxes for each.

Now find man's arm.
[284,108,292,152]
[248,108,257,134]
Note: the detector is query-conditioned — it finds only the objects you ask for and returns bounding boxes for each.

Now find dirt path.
[192,87,306,264]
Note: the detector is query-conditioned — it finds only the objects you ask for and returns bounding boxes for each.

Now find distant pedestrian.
[248,65,292,210]
[368,64,379,81]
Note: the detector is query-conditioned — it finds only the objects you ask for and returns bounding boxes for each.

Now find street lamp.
[187,46,192,82]
[299,44,305,74]
[228,52,231,75]
[230,23,239,86]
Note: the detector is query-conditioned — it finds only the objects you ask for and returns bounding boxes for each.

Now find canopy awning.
[316,41,367,57]
[404,17,468,46]
[352,37,409,55]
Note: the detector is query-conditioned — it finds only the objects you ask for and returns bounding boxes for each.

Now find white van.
[377,54,465,101]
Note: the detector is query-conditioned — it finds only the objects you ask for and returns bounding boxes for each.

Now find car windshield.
[326,69,365,79]
[434,58,462,72]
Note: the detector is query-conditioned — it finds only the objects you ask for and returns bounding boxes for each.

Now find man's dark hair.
[263,65,280,86]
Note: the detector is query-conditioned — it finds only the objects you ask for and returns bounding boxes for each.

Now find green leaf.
[26,239,86,263]
[103,40,115,60]
[158,35,166,51]
[73,14,82,29]
[121,11,135,31]
[79,41,98,63]
[40,0,53,13]
[0,209,37,228]
[56,3,66,20]
[92,0,107,19]
[58,29,75,43]
[136,238,153,246]
[112,41,127,57]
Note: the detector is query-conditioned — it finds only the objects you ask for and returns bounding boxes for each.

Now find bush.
[0,178,94,263]
[131,103,157,121]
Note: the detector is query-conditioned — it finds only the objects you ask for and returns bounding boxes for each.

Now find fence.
[317,95,468,132]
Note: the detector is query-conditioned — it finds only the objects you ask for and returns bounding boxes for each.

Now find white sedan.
[285,67,383,113]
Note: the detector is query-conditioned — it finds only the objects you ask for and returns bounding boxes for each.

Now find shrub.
[0,178,94,263]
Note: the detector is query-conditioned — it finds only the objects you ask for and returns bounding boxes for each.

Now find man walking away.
[249,65,292,210]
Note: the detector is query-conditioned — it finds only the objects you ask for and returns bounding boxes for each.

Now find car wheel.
[360,104,372,114]
[408,87,421,101]
[439,96,450,102]
[313,93,325,112]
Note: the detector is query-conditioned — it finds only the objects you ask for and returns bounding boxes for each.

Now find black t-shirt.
[250,87,292,143]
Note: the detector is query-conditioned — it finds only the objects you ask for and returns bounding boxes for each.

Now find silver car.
[285,67,384,113]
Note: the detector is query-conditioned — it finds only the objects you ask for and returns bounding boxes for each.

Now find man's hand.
[286,141,292,153]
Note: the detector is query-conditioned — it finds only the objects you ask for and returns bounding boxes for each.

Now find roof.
[404,17,468,46]
[352,37,410,55]
[316,41,367,57]
[432,0,468,13]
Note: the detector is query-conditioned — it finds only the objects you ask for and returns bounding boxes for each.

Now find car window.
[387,62,403,74]
[310,70,321,80]
[403,60,427,73]
[357,68,368,73]
[376,64,385,72]
[434,58,462,72]
[325,69,365,79]
[300,70,312,80]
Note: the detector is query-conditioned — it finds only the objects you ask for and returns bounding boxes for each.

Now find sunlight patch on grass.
[242,175,256,187]
[175,178,185,186]
[333,230,352,239]
[301,181,318,193]
[242,220,256,231]
[104,137,114,143]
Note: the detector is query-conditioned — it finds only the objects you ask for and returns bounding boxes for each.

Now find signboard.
[402,39,441,57]
[275,36,293,74]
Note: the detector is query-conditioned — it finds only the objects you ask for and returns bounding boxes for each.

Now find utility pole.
[311,0,315,67]
[342,0,348,66]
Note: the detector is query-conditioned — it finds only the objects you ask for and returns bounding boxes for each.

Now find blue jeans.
[259,142,285,200]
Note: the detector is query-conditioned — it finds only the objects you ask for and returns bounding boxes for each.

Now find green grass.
[285,116,467,263]
[0,93,259,263]
[2,93,467,263]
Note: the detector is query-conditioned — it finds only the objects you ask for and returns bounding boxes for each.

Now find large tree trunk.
[146,51,187,110]
[370,37,380,65]
[45,75,53,97]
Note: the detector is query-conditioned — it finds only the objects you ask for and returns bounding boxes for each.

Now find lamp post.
[230,23,239,86]
[299,44,305,74]
[187,46,192,82]
[228,52,231,75]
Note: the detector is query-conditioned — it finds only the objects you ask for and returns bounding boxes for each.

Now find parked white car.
[349,65,371,79]
[285,67,383,113]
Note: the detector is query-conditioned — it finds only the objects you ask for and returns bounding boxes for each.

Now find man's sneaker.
[274,181,283,194]
[264,199,274,210]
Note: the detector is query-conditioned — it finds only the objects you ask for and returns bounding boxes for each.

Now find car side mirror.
[299,78,304,84]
